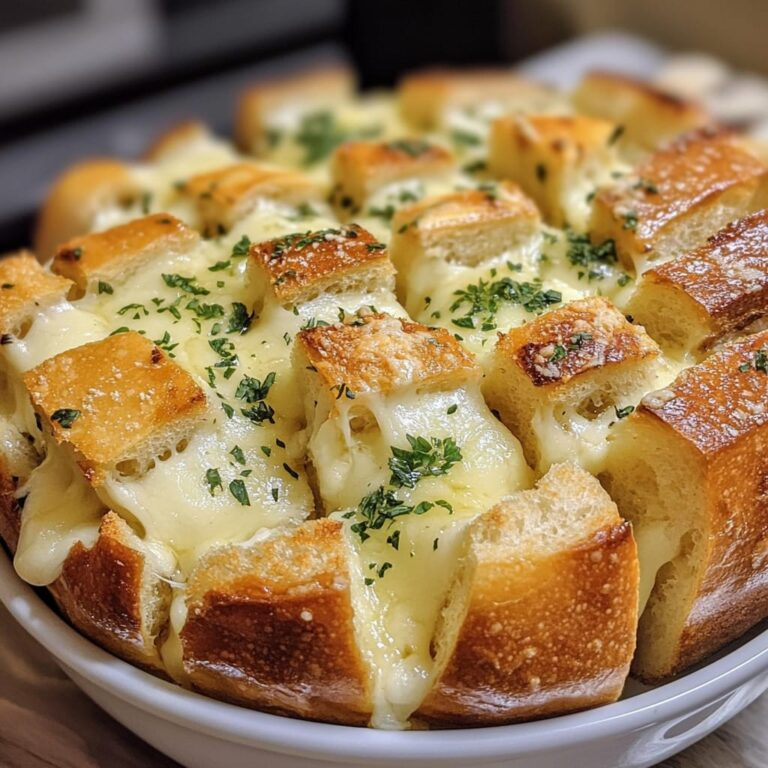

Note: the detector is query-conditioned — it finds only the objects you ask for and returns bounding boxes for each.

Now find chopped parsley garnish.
[348,487,434,542]
[614,405,635,419]
[51,408,80,429]
[451,129,482,147]
[229,478,250,506]
[569,332,593,349]
[366,242,387,252]
[548,344,567,363]
[368,204,396,222]
[388,435,462,489]
[622,210,639,231]
[153,331,178,357]
[242,400,275,425]
[740,347,768,373]
[109,326,130,336]
[162,273,210,296]
[186,299,224,320]
[565,230,618,280]
[283,463,299,480]
[451,277,562,330]
[300,317,330,331]
[607,125,625,146]
[97,281,113,295]
[331,382,356,400]
[633,177,659,194]
[235,372,276,403]
[227,302,252,335]
[271,487,279,502]
[118,303,148,318]
[205,468,223,495]
[386,138,432,157]
[208,260,231,272]
[447,403,458,415]
[386,530,400,550]
[230,445,246,465]
[231,235,251,258]
[462,159,487,174]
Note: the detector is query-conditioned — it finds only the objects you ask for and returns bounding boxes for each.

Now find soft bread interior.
[600,413,706,681]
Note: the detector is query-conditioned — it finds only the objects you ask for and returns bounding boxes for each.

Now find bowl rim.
[3,553,768,763]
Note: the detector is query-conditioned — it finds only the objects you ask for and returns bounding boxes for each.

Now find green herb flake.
[51,408,80,429]
[447,404,458,415]
[229,478,250,506]
[388,435,462,489]
[97,281,114,295]
[162,273,210,296]
[230,445,246,465]
[205,468,223,495]
[614,405,635,419]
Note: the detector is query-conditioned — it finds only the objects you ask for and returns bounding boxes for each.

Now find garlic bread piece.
[235,67,357,156]
[330,139,456,217]
[389,182,541,299]
[35,160,143,260]
[626,209,768,356]
[601,330,768,681]
[296,314,532,728]
[52,213,200,294]
[180,162,324,235]
[248,223,394,309]
[180,518,373,724]
[22,331,207,484]
[572,70,712,155]
[591,129,768,273]
[398,69,562,131]
[485,297,661,474]
[488,114,624,229]
[419,463,638,725]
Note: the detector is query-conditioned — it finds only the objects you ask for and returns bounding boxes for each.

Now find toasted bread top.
[249,224,393,305]
[639,330,768,455]
[492,113,618,158]
[142,120,213,162]
[332,140,455,182]
[52,213,199,290]
[642,209,768,324]
[297,314,479,395]
[23,331,206,478]
[593,129,767,246]
[0,252,72,334]
[391,182,540,237]
[34,159,141,259]
[495,297,659,387]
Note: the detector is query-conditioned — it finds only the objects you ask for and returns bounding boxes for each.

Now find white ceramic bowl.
[1,553,767,768]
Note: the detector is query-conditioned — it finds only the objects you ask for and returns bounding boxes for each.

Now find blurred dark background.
[1,0,767,250]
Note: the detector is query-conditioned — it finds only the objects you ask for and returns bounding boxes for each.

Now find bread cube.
[389,182,540,297]
[601,330,768,680]
[248,223,395,308]
[485,297,660,473]
[52,213,199,294]
[419,462,638,724]
[590,128,768,273]
[35,159,142,260]
[181,162,323,234]
[235,66,356,155]
[23,331,206,483]
[0,252,72,335]
[572,70,713,153]
[330,139,455,216]
[180,518,372,724]
[398,68,560,130]
[488,114,621,228]
[626,209,768,355]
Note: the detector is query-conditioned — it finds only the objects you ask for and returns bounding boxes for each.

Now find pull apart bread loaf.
[2,63,768,728]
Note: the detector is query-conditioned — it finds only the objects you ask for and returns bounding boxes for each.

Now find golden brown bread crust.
[180,519,372,724]
[628,209,768,351]
[48,512,169,672]
[591,128,768,270]
[248,223,394,306]
[330,139,455,214]
[52,213,200,292]
[181,162,322,234]
[34,159,141,260]
[418,463,639,725]
[572,70,713,151]
[398,68,557,130]
[632,331,768,676]
[488,114,617,226]
[235,66,356,154]
[0,252,72,334]
[297,313,479,396]
[22,332,206,482]
[142,120,212,162]
[494,296,659,388]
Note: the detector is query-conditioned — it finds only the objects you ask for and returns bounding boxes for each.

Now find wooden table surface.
[0,604,764,768]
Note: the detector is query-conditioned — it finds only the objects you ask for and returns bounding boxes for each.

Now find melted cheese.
[635,521,682,615]
[310,384,531,727]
